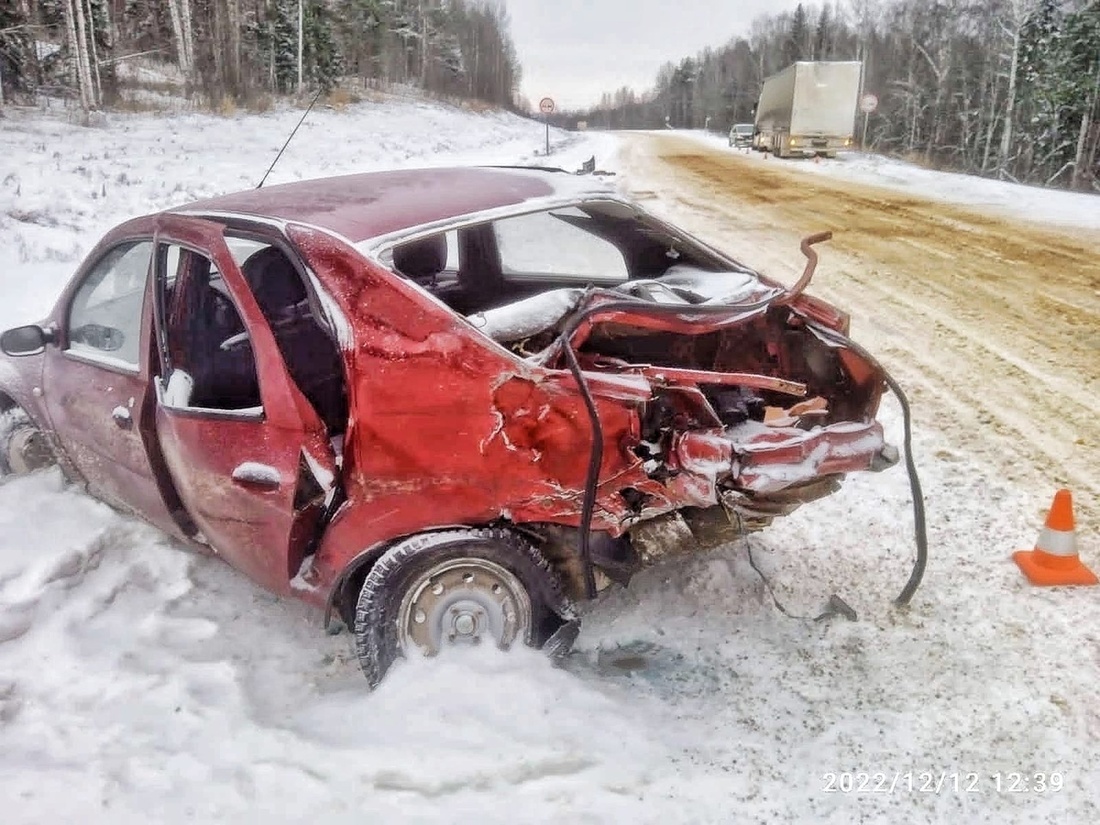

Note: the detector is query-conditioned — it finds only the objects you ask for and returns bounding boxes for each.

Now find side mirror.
[0,325,51,356]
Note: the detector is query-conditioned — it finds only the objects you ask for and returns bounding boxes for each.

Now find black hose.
[557,287,928,607]
[883,369,927,606]
[560,337,602,600]
[810,326,928,606]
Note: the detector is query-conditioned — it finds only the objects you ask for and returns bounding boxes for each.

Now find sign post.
[539,97,555,156]
[859,93,878,149]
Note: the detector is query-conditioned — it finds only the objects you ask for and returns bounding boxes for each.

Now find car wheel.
[353,527,572,687]
[0,408,55,476]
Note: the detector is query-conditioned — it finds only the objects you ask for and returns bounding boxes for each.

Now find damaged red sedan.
[0,166,898,685]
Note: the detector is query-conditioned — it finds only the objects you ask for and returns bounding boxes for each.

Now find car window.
[493,207,628,282]
[226,236,269,266]
[157,242,261,413]
[443,230,459,270]
[66,240,152,369]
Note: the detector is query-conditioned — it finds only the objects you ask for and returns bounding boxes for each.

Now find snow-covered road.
[1,99,1097,823]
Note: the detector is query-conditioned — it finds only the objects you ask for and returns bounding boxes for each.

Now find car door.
[41,236,186,535]
[151,215,336,594]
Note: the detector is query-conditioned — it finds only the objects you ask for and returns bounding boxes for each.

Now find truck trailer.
[754,61,862,158]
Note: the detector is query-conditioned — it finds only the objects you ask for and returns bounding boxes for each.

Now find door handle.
[231,462,281,490]
[111,406,133,430]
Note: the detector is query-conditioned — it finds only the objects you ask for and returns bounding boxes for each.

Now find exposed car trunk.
[467,275,896,597]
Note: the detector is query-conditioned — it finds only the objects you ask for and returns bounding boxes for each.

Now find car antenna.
[256,87,325,189]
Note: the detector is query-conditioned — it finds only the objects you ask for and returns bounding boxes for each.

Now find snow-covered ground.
[2,99,1098,823]
[681,129,1100,232]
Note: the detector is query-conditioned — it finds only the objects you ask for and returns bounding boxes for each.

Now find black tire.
[353,527,572,687]
[0,408,55,476]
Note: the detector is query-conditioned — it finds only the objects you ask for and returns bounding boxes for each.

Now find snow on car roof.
[172,166,615,243]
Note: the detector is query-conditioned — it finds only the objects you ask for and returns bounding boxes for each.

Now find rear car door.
[41,236,184,534]
[151,216,336,594]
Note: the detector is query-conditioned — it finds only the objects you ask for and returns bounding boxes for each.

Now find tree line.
[565,0,1100,191]
[0,0,521,109]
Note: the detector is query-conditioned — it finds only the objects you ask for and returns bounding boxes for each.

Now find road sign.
[538,97,555,156]
[859,93,879,114]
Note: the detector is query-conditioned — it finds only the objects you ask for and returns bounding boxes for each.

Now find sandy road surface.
[617,133,1100,530]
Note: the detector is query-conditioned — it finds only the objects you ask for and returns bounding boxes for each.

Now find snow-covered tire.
[0,408,55,476]
[353,528,573,687]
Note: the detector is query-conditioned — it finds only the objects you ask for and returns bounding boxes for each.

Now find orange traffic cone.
[1012,489,1097,586]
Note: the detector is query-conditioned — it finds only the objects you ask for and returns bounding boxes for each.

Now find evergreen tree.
[1016,0,1067,179]
[337,0,388,81]
[785,3,808,64]
[0,4,33,101]
[814,4,831,60]
[1056,0,1100,187]
[304,0,341,92]
[265,0,300,93]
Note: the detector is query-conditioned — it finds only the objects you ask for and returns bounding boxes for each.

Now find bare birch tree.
[168,0,194,76]
[61,0,95,108]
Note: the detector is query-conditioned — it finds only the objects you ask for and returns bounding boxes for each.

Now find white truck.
[753,61,862,159]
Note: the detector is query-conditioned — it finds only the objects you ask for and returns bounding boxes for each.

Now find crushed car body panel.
[285,221,892,599]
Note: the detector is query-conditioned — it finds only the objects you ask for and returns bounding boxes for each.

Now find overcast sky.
[506,0,812,111]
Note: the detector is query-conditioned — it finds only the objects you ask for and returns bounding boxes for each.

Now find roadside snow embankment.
[0,96,617,329]
[0,468,678,822]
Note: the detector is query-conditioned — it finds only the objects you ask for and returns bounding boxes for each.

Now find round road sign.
[539,97,555,114]
[859,93,879,114]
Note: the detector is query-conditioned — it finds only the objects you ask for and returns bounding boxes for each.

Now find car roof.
[171,166,612,244]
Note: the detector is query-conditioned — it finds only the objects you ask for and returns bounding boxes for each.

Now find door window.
[67,240,152,368]
[156,243,261,413]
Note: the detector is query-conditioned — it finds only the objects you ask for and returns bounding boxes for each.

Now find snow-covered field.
[2,99,1098,823]
[0,96,613,329]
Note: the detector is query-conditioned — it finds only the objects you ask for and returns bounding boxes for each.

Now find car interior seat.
[240,246,347,432]
[241,246,309,320]
[183,258,261,411]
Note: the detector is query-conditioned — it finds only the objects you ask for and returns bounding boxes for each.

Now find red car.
[0,167,897,685]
